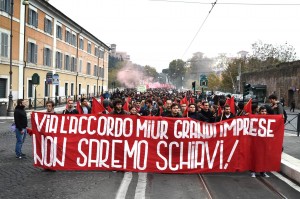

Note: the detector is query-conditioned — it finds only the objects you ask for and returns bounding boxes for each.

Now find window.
[100,49,104,59]
[87,43,91,53]
[79,38,84,50]
[0,78,7,98]
[65,55,70,70]
[78,84,81,95]
[43,47,52,66]
[0,32,9,57]
[55,51,63,69]
[87,85,89,96]
[86,62,91,75]
[44,81,49,97]
[79,59,82,73]
[44,17,52,35]
[64,83,68,96]
[70,83,74,96]
[56,25,62,39]
[95,47,98,57]
[55,85,59,97]
[72,34,76,46]
[28,80,33,98]
[27,42,38,64]
[0,0,11,14]
[100,67,104,78]
[93,65,97,76]
[93,85,96,96]
[28,8,38,28]
[65,30,71,44]
[71,57,77,72]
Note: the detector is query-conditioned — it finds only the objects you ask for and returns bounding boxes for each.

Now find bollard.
[297,113,300,137]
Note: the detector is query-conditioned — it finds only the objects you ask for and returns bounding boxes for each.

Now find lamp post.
[7,0,14,116]
[22,0,29,99]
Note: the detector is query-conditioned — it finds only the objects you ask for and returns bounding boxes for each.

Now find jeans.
[15,128,27,157]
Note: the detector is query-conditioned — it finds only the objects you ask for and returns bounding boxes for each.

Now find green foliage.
[144,65,159,80]
[168,59,186,88]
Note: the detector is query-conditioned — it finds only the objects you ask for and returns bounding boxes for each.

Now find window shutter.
[60,53,63,69]
[27,42,31,62]
[28,9,32,24]
[50,49,52,66]
[44,17,47,32]
[35,12,38,28]
[43,48,46,65]
[4,33,8,57]
[74,58,77,72]
[55,51,58,68]
[49,21,52,35]
[34,44,38,64]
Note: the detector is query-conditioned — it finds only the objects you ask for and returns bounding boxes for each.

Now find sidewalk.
[0,105,66,120]
[1,106,300,184]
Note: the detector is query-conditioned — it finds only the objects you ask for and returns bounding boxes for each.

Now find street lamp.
[22,0,29,99]
[7,0,14,116]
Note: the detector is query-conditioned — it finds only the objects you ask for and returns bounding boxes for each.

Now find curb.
[281,152,300,184]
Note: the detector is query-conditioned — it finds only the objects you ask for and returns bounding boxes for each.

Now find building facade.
[0,0,109,108]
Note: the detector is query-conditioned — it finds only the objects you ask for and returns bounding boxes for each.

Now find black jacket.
[14,105,28,130]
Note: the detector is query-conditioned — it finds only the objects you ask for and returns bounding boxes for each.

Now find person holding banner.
[165,103,182,118]
[250,106,270,178]
[216,104,235,122]
[161,99,172,116]
[110,98,128,115]
[79,98,91,114]
[46,100,56,114]
[62,99,79,114]
[187,103,198,120]
[199,101,215,122]
[129,105,141,116]
[14,99,28,159]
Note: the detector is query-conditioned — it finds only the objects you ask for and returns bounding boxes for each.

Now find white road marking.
[272,171,300,192]
[115,172,133,199]
[134,172,147,199]
[284,132,297,137]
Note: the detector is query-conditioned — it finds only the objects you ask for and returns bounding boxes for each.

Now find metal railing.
[12,93,99,110]
[284,113,300,136]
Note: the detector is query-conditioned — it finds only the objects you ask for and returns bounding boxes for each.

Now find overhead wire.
[149,0,300,6]
[181,0,218,59]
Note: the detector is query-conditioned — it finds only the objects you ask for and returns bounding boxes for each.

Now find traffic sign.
[32,73,40,85]
[53,74,59,85]
[46,71,53,84]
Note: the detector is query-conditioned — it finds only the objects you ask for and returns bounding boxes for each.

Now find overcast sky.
[49,0,300,72]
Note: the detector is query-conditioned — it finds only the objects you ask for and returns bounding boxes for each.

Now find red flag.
[100,96,104,103]
[123,101,129,112]
[182,107,188,117]
[91,97,105,114]
[159,106,163,116]
[180,96,188,106]
[244,98,252,114]
[217,105,222,116]
[107,106,112,113]
[190,97,195,104]
[76,101,83,114]
[225,96,236,115]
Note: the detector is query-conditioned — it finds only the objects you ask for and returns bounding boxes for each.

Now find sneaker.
[251,172,256,178]
[16,156,22,159]
[21,153,26,157]
[261,172,269,178]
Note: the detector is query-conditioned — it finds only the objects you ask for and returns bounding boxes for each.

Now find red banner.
[31,113,284,173]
